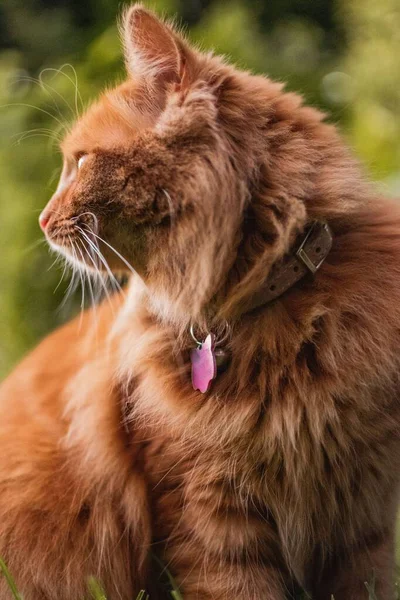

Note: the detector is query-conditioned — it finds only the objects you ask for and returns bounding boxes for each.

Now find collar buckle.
[240,220,333,314]
[296,221,330,275]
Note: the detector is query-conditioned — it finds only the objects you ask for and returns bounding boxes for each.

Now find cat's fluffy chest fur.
[106,265,400,593]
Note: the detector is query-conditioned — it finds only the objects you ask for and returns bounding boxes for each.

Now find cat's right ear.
[121,5,191,88]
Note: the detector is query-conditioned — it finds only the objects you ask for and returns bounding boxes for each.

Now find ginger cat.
[1,5,400,599]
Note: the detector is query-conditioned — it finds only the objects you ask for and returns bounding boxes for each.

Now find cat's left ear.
[121,5,192,88]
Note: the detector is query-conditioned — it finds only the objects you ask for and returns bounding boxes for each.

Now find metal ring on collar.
[189,322,231,347]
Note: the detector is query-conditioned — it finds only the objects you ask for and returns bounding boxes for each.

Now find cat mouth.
[46,223,97,272]
[44,214,135,278]
[43,213,102,269]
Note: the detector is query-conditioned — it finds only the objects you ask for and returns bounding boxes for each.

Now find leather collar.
[245,221,333,312]
[187,221,333,381]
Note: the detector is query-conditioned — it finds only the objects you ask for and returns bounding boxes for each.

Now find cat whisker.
[0,103,65,129]
[47,166,62,190]
[22,237,47,255]
[70,237,85,312]
[45,230,70,292]
[57,245,80,311]
[72,212,99,228]
[66,235,85,330]
[47,256,62,272]
[76,238,102,331]
[38,71,79,120]
[12,133,62,149]
[10,73,76,122]
[78,239,105,308]
[75,226,123,294]
[12,128,62,142]
[78,244,99,330]
[77,234,115,309]
[53,255,69,294]
[39,64,84,117]
[86,228,136,277]
[44,216,122,311]
[11,122,64,150]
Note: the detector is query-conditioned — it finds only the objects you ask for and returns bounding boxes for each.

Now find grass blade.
[87,577,107,600]
[365,582,378,600]
[0,559,22,600]
[152,554,183,600]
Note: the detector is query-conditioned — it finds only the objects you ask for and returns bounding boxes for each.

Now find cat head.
[39,4,337,328]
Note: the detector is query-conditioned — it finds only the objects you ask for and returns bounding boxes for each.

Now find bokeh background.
[0,0,399,381]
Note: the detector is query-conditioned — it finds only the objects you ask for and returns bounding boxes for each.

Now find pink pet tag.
[191,333,217,393]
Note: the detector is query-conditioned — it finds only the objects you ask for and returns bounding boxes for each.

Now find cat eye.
[77,154,87,170]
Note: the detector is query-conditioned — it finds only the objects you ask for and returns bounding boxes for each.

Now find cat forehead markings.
[61,81,148,157]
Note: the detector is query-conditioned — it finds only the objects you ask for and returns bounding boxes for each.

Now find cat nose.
[39,212,49,231]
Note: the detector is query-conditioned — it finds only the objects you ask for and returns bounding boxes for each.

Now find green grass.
[0,559,22,600]
[0,557,180,600]
[0,557,398,599]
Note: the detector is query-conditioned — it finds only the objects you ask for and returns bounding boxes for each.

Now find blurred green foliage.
[0,0,399,379]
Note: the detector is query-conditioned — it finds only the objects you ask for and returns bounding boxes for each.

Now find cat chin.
[48,239,91,274]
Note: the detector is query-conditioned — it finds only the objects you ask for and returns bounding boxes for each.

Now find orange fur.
[1,5,400,599]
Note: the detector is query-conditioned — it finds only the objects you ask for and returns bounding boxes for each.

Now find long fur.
[0,5,399,599]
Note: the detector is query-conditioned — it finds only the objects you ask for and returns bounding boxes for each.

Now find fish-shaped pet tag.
[191,333,217,393]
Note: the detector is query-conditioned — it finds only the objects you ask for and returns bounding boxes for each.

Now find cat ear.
[122,5,186,86]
